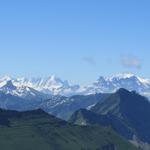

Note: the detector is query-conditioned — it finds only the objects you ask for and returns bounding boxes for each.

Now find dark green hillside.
[70,89,150,149]
[0,108,137,150]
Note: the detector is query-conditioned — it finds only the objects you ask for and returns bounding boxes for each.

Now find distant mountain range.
[0,75,80,97]
[1,73,150,120]
[0,73,150,97]
[1,74,150,149]
[0,90,108,120]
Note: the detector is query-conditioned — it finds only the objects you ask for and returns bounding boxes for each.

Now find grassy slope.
[0,109,137,150]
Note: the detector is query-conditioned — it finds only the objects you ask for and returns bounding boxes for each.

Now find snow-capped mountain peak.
[0,79,46,99]
[84,73,150,95]
[0,80,17,94]
[0,76,12,88]
[44,75,69,89]
[95,73,150,86]
[0,75,80,97]
[0,75,12,81]
[108,73,135,79]
[0,73,150,97]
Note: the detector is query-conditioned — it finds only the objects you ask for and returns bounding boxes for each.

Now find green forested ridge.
[0,108,137,150]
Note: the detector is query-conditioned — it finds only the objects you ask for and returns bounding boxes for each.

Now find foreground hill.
[70,89,150,149]
[0,108,137,150]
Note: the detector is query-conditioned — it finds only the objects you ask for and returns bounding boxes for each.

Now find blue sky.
[0,0,150,84]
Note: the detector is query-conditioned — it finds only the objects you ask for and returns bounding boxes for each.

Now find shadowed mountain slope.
[0,108,137,150]
[70,89,150,149]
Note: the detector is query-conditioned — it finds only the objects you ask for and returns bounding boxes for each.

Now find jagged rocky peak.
[0,80,17,91]
[0,73,150,97]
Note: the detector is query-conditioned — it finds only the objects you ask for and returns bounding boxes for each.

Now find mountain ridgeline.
[0,89,108,120]
[0,108,137,150]
[1,73,150,121]
[70,88,150,149]
[1,73,150,97]
[1,74,150,149]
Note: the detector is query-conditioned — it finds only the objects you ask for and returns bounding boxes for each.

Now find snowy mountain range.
[0,73,150,119]
[83,73,150,97]
[0,75,80,97]
[0,73,150,98]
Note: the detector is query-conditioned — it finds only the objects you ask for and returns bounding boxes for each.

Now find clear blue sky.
[0,0,150,84]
